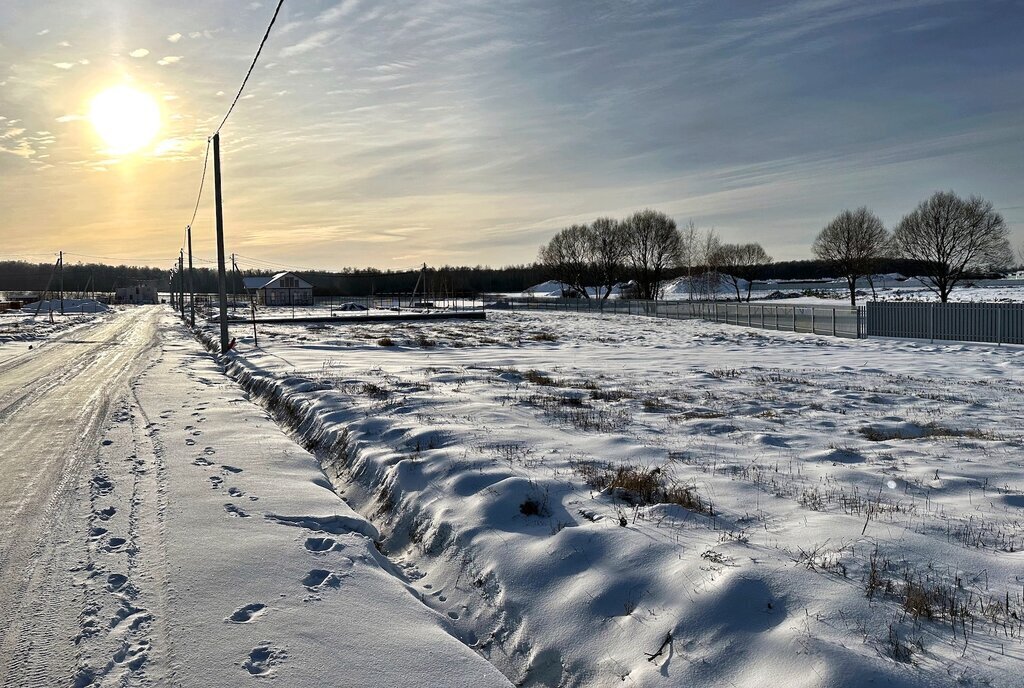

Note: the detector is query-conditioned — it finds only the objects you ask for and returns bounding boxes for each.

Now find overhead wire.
[187,139,211,231]
[176,0,286,271]
[214,0,287,135]
[232,253,328,273]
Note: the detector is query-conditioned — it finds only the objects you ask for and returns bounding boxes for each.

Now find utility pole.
[231,253,238,307]
[187,225,195,328]
[212,133,230,353]
[179,250,185,318]
[58,250,64,315]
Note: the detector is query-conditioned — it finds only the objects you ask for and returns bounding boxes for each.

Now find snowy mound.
[661,273,748,299]
[23,299,109,313]
[524,280,569,297]
[334,302,368,311]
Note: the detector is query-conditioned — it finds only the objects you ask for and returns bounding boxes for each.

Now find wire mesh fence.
[484,296,864,338]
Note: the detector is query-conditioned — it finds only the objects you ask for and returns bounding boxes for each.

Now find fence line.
[487,296,864,339]
[180,290,1024,346]
[866,301,1024,345]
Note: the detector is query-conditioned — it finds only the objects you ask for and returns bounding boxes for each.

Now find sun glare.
[89,85,161,154]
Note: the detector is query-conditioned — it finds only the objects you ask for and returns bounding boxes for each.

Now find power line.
[215,0,286,135]
[233,253,327,273]
[188,139,211,229]
[62,251,177,263]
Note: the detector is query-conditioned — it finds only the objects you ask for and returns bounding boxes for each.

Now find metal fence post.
[929,303,934,343]
[832,308,836,337]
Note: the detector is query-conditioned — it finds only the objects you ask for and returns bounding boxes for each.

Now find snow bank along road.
[0,306,510,687]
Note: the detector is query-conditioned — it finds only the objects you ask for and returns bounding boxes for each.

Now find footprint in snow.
[106,573,129,593]
[227,603,267,624]
[243,645,286,677]
[224,504,250,518]
[91,476,113,495]
[304,537,341,553]
[96,506,116,521]
[104,537,127,551]
[228,487,245,498]
[193,457,213,467]
[221,465,242,473]
[184,438,196,446]
[302,569,341,589]
[112,639,149,671]
[209,476,223,489]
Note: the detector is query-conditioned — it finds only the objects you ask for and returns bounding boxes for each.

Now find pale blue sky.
[1,0,1022,269]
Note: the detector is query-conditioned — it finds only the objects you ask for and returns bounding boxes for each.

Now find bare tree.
[537,224,593,298]
[677,221,704,299]
[695,229,722,300]
[892,191,1012,302]
[812,207,890,306]
[587,217,626,301]
[622,209,682,300]
[713,242,772,302]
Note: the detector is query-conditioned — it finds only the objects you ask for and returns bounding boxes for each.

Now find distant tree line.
[0,261,171,295]
[0,260,549,298]
[537,191,1015,304]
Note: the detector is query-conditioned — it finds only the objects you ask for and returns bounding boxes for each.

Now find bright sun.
[89,85,161,154]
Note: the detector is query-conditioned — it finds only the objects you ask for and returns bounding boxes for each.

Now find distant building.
[242,272,314,306]
[115,281,159,305]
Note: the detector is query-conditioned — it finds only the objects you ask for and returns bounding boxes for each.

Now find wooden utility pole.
[178,250,185,318]
[187,224,195,328]
[58,250,64,315]
[212,133,230,353]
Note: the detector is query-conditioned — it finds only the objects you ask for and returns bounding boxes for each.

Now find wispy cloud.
[280,30,335,57]
[317,0,360,25]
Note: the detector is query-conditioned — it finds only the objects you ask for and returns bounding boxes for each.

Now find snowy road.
[0,307,510,687]
[0,307,157,683]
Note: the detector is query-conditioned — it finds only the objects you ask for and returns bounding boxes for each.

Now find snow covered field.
[207,311,1024,687]
[0,306,111,365]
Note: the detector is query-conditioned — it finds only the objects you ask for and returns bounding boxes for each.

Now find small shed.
[115,281,159,305]
[243,272,314,306]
